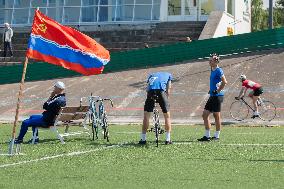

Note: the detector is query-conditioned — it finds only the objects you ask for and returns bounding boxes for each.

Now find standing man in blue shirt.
[139,72,173,145]
[15,81,66,144]
[198,53,227,141]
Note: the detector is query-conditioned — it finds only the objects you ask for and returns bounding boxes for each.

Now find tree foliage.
[251,0,284,31]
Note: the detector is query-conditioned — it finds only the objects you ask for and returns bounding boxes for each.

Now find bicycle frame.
[149,95,164,147]
[239,97,255,112]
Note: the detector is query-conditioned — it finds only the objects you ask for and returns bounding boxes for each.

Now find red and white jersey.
[242,80,261,90]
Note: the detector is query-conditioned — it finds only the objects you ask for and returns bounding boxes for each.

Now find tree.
[274,0,284,27]
[276,0,284,7]
[251,0,267,31]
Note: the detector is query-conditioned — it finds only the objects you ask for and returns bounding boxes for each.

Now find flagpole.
[8,57,29,155]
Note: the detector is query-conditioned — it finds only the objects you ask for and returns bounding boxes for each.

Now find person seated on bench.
[15,81,66,144]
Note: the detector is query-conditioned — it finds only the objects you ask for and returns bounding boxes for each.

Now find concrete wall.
[233,0,251,34]
[213,12,235,38]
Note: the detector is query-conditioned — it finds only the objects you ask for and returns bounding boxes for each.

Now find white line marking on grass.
[221,144,284,146]
[173,142,283,146]
[115,131,140,134]
[0,143,127,168]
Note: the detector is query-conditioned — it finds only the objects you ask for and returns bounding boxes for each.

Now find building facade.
[0,0,251,34]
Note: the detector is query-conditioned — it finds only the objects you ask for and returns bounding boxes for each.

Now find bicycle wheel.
[154,124,159,147]
[91,114,99,140]
[259,100,276,121]
[102,116,109,142]
[230,100,249,121]
[153,112,159,147]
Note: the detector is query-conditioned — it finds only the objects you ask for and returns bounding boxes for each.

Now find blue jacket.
[42,93,66,125]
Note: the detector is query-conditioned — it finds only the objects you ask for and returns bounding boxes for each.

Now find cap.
[54,81,65,89]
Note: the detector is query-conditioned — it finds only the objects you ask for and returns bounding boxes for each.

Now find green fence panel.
[0,27,283,85]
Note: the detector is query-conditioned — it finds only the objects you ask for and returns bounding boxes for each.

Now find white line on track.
[0,143,127,169]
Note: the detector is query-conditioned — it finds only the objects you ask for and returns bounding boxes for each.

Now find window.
[63,7,80,23]
[134,5,151,21]
[13,8,29,24]
[47,7,63,22]
[31,0,47,8]
[81,6,98,22]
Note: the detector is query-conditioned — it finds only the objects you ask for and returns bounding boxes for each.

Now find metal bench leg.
[32,128,38,144]
[50,127,65,144]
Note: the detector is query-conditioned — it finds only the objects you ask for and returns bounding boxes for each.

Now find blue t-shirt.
[147,72,173,91]
[210,67,224,96]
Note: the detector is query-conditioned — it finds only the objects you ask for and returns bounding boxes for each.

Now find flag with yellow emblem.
[26,10,110,75]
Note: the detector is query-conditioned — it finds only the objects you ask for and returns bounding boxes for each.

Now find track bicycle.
[95,98,114,142]
[148,95,164,147]
[81,95,113,141]
[230,97,276,121]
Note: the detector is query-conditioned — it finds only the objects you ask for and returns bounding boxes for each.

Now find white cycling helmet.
[239,74,246,81]
[54,81,65,89]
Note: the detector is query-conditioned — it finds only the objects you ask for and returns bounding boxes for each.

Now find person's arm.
[10,29,13,39]
[166,80,172,97]
[217,75,227,93]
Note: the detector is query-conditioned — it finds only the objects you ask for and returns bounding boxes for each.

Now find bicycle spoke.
[259,100,277,121]
[230,100,249,121]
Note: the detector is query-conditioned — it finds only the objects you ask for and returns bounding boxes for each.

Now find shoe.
[28,138,39,144]
[251,114,259,119]
[197,136,211,142]
[165,140,173,145]
[138,140,147,145]
[14,138,23,144]
[211,137,220,141]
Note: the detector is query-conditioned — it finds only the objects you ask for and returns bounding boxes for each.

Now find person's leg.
[252,95,259,115]
[140,91,154,143]
[141,111,151,142]
[158,91,171,142]
[213,112,221,138]
[3,42,8,57]
[8,42,13,57]
[17,115,46,141]
[202,109,211,137]
[163,112,171,142]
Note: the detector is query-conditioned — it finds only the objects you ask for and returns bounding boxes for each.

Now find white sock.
[141,133,146,141]
[214,131,220,138]
[205,130,210,138]
[253,111,259,115]
[166,132,171,141]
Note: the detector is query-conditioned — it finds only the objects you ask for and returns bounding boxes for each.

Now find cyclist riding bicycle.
[235,74,263,118]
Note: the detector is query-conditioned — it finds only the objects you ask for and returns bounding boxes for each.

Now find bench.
[32,105,90,144]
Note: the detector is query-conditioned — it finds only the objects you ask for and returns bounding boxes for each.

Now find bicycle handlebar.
[95,98,114,107]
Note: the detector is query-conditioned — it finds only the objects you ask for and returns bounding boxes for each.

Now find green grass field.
[0,124,283,189]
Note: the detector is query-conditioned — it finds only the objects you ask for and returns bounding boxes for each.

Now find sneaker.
[28,138,39,144]
[138,140,147,145]
[251,114,259,119]
[14,138,23,144]
[211,137,220,141]
[165,140,173,145]
[197,136,211,142]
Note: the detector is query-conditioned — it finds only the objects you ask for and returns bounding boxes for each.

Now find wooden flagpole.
[8,57,29,155]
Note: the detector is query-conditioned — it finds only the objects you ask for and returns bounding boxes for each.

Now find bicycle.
[148,95,164,147]
[81,95,113,142]
[230,97,276,121]
[96,98,114,142]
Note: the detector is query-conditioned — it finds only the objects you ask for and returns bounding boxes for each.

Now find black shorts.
[204,96,224,113]
[144,90,170,113]
[253,87,263,96]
